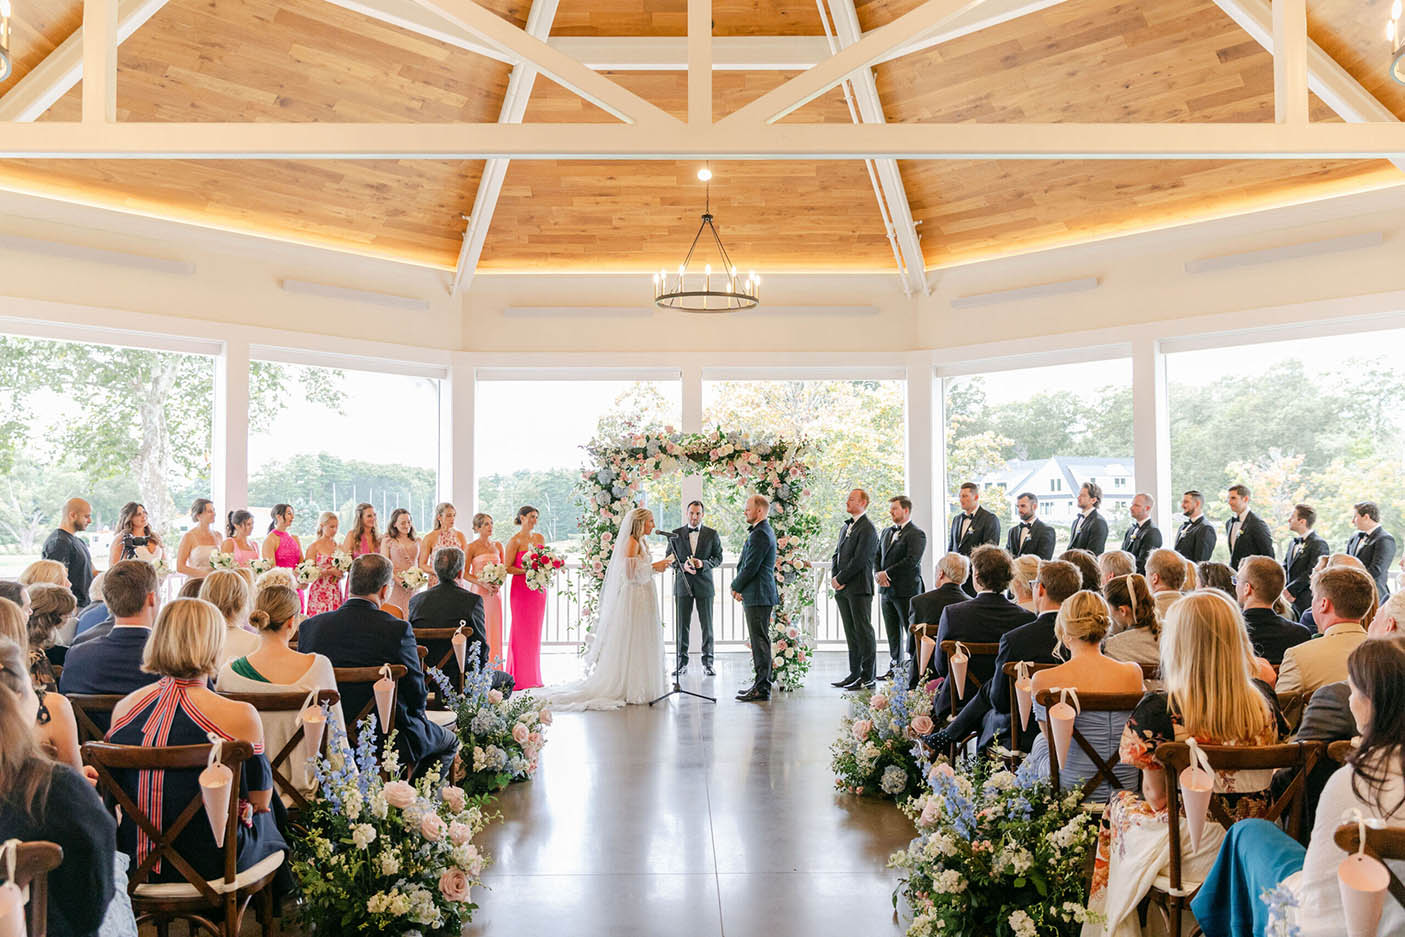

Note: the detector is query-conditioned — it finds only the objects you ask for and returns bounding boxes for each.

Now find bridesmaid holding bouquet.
[418,502,469,573]
[305,512,345,616]
[221,510,261,566]
[261,503,304,609]
[505,505,546,689]
[381,508,422,612]
[342,502,381,558]
[465,512,505,666]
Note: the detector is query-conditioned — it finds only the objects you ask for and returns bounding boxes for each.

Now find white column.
[1132,336,1173,532]
[931,368,950,558]
[212,336,249,517]
[680,364,704,525]
[905,355,937,583]
[447,351,476,511]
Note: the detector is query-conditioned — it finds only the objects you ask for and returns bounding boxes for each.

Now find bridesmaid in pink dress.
[418,502,469,575]
[305,512,345,616]
[465,512,505,666]
[504,505,545,689]
[221,509,261,567]
[380,508,422,612]
[342,502,381,559]
[261,503,305,609]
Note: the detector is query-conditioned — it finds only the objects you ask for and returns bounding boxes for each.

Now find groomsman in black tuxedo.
[1283,503,1329,618]
[1005,492,1055,560]
[667,500,724,677]
[831,488,879,690]
[1226,484,1275,569]
[947,482,1000,595]
[1347,501,1397,599]
[1067,482,1109,555]
[877,495,927,680]
[1174,490,1217,562]
[1121,492,1162,574]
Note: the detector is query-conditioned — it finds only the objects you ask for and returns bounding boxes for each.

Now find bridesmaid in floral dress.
[342,503,381,558]
[418,502,469,575]
[505,505,545,690]
[465,513,505,666]
[261,504,304,608]
[220,510,261,566]
[304,512,345,616]
[380,508,422,613]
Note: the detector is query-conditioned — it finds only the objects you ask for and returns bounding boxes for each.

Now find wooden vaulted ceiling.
[0,0,1398,274]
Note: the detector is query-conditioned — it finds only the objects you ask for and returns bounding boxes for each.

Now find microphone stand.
[650,531,716,706]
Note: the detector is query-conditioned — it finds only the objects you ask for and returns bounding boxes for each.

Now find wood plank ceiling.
[0,0,1396,274]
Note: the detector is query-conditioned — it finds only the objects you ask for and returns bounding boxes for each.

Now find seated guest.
[1192,637,1405,937]
[107,599,287,886]
[20,559,70,590]
[298,554,460,780]
[1299,553,1376,633]
[0,579,30,617]
[1196,560,1236,597]
[216,584,345,805]
[177,577,204,599]
[1283,503,1329,619]
[1059,548,1101,592]
[408,546,487,683]
[1104,573,1162,682]
[1236,556,1312,667]
[0,637,119,937]
[1025,590,1144,801]
[1097,550,1135,587]
[59,561,162,719]
[907,552,972,689]
[0,598,81,771]
[1146,548,1187,618]
[1278,565,1374,705]
[1182,557,1200,592]
[26,582,75,685]
[255,567,298,593]
[1009,554,1041,614]
[200,569,259,666]
[929,559,1082,752]
[73,572,108,639]
[1083,591,1287,937]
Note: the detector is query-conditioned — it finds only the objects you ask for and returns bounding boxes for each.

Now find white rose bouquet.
[767,613,815,693]
[248,557,274,576]
[476,562,507,589]
[208,551,237,571]
[331,550,354,572]
[294,558,320,586]
[399,567,430,591]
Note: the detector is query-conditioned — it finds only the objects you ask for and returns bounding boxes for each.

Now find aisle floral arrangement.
[768,612,815,693]
[830,678,936,800]
[889,752,1100,937]
[430,649,551,796]
[522,544,566,592]
[293,715,495,937]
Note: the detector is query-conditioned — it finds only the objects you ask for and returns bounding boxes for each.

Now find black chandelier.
[653,167,759,313]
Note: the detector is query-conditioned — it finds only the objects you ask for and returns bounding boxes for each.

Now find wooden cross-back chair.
[1138,662,1160,683]
[332,664,407,737]
[1033,689,1144,803]
[1333,823,1405,911]
[1146,740,1325,937]
[82,740,283,937]
[413,625,476,692]
[65,693,125,744]
[938,640,1000,760]
[1002,661,1057,751]
[4,840,63,937]
[216,689,340,814]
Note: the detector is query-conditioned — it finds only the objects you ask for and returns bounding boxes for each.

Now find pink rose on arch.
[529,731,542,744]
[438,868,471,902]
[440,785,466,814]
[709,448,720,459]
[749,453,761,464]
[538,708,553,725]
[512,723,530,745]
[910,714,935,736]
[448,821,473,845]
[870,694,890,710]
[852,719,873,740]
[420,813,447,842]
[382,780,415,808]
[789,466,801,478]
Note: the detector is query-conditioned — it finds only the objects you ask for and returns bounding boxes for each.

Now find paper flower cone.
[199,738,233,848]
[298,689,326,788]
[0,840,25,937]
[1340,812,1390,937]
[452,621,468,673]
[1180,738,1216,852]
[373,663,395,733]
[951,642,970,701]
[1048,687,1080,770]
[1015,661,1034,731]
[918,635,936,676]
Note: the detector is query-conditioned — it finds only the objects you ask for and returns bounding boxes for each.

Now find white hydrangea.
[983,770,1016,793]
[1008,909,1037,937]
[378,851,401,876]
[351,823,377,849]
[923,832,958,859]
[932,869,967,894]
[1007,848,1033,875]
[370,792,389,819]
[1060,902,1091,923]
[343,788,363,821]
[1050,816,1087,852]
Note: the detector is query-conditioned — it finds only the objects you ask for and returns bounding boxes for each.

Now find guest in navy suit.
[1067,482,1109,555]
[409,547,487,674]
[1225,484,1275,569]
[1235,556,1311,667]
[1005,492,1055,560]
[731,494,779,702]
[299,553,459,780]
[59,561,161,732]
[1347,501,1397,599]
[1283,503,1329,618]
[1120,493,1162,574]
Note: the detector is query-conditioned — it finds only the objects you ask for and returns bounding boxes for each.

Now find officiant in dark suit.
[1005,492,1055,560]
[1067,481,1109,555]
[1121,492,1162,574]
[1347,501,1397,598]
[948,482,1000,595]
[1226,484,1275,569]
[831,488,878,690]
[877,495,926,680]
[666,500,724,677]
[1284,503,1329,617]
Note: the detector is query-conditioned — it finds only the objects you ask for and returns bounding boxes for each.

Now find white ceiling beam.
[319,0,509,62]
[405,0,675,127]
[1272,0,1308,125]
[450,0,560,295]
[825,0,927,294]
[0,119,1403,159]
[81,0,118,123]
[721,0,992,127]
[688,0,711,126]
[0,0,169,122]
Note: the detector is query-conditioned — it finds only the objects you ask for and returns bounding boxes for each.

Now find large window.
[1168,329,1405,562]
[943,358,1134,554]
[246,361,441,538]
[0,333,214,576]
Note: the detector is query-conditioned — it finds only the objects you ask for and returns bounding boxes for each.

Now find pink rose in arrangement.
[538,709,553,725]
[487,689,504,705]
[440,786,466,814]
[448,821,473,845]
[528,731,542,745]
[512,723,530,744]
[851,719,873,740]
[870,694,890,710]
[920,798,942,826]
[420,813,447,842]
[383,780,416,808]
[910,714,935,736]
[438,868,471,902]
[929,762,956,780]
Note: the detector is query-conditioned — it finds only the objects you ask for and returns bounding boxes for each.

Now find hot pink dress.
[351,535,378,558]
[305,552,343,616]
[271,530,304,610]
[468,545,504,666]
[506,546,545,689]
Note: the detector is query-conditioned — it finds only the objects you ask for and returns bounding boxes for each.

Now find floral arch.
[575,427,822,690]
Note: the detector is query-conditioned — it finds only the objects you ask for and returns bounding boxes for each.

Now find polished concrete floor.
[465,649,914,937]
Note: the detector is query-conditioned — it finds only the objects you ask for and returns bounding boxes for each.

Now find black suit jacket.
[1174,516,1216,562]
[930,592,1036,719]
[58,625,159,697]
[1006,519,1056,560]
[1283,531,1330,616]
[1227,511,1276,568]
[831,514,878,597]
[1241,607,1312,668]
[299,598,449,769]
[908,582,969,687]
[945,610,1059,749]
[666,525,723,597]
[947,506,1000,556]
[878,523,926,598]
[1068,509,1109,555]
[1348,527,1397,599]
[408,579,488,671]
[1121,520,1162,574]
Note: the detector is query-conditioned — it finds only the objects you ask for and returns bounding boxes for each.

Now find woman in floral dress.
[304,512,345,616]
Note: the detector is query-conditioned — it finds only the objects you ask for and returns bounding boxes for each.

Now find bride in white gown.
[542,507,671,711]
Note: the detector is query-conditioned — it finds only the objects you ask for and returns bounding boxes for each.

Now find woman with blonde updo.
[26,582,75,691]
[1010,554,1042,613]
[19,559,69,589]
[1024,590,1145,802]
[199,568,258,666]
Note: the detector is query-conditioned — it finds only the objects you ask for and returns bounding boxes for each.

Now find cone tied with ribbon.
[299,688,326,788]
[373,663,395,733]
[453,620,468,673]
[0,839,26,937]
[918,636,936,677]
[1180,737,1215,852]
[1014,661,1034,731]
[199,733,233,848]
[951,642,970,701]
[1048,686,1080,770]
[1339,809,1390,937]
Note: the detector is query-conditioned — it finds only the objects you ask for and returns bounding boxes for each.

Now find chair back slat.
[1333,824,1405,911]
[64,694,125,744]
[1328,739,1355,765]
[1001,661,1057,750]
[1138,662,1160,682]
[217,689,340,811]
[380,603,405,620]
[332,665,407,734]
[413,626,476,692]
[7,841,62,937]
[938,640,1000,719]
[1033,689,1143,801]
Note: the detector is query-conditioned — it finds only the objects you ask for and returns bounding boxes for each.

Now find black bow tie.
[688,526,699,531]
[1293,536,1305,545]
[1019,522,1031,529]
[964,513,975,521]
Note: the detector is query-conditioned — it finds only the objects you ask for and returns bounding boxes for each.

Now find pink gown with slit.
[505,547,545,689]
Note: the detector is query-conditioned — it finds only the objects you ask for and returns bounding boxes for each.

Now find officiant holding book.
[667,500,724,677]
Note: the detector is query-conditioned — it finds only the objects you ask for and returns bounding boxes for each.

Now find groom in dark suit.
[877,495,926,680]
[831,488,878,690]
[732,494,778,702]
[666,500,724,677]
